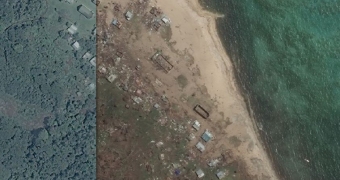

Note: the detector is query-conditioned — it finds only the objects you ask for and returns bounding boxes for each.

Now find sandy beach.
[152,0,279,179]
[97,0,279,179]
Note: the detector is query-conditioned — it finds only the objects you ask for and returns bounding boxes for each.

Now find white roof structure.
[125,11,133,20]
[196,142,205,152]
[195,169,205,178]
[216,170,227,179]
[208,159,219,167]
[154,103,160,109]
[82,52,92,60]
[107,74,118,83]
[132,96,143,104]
[112,19,119,25]
[67,25,77,34]
[159,154,164,160]
[201,130,213,142]
[88,83,95,91]
[192,120,200,131]
[187,133,195,141]
[90,57,96,66]
[161,17,170,24]
[72,41,80,50]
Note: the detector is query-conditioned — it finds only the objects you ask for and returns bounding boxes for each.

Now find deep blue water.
[200,0,340,179]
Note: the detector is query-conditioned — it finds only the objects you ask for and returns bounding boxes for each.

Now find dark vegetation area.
[0,0,96,179]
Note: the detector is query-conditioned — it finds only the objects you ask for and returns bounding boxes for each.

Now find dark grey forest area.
[0,0,96,179]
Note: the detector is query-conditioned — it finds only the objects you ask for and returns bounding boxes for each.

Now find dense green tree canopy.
[0,0,96,179]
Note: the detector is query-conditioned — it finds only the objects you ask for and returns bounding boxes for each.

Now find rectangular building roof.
[201,130,213,142]
[192,120,200,131]
[90,57,96,66]
[78,5,94,19]
[196,169,205,178]
[72,41,80,50]
[125,11,133,20]
[196,142,205,152]
[67,25,77,34]
[216,170,227,179]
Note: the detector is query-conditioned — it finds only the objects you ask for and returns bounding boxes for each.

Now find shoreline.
[155,0,280,179]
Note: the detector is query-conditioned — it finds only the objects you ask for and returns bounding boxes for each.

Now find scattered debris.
[155,78,163,87]
[116,51,123,58]
[196,142,205,152]
[96,2,235,179]
[115,57,121,65]
[192,120,201,131]
[98,66,107,74]
[154,103,160,109]
[159,154,164,160]
[122,85,129,91]
[145,163,154,172]
[174,169,180,176]
[208,159,219,167]
[112,19,122,29]
[107,74,118,83]
[135,65,141,70]
[150,7,162,17]
[161,95,168,102]
[156,141,164,148]
[136,89,142,95]
[158,118,167,126]
[172,163,180,169]
[132,96,143,104]
[161,17,171,24]
[152,22,161,31]
[187,133,195,141]
[151,51,173,73]
[201,130,213,142]
[195,168,205,178]
[114,3,121,11]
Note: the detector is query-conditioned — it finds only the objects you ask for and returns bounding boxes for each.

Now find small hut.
[67,24,78,35]
[82,52,92,60]
[125,11,133,20]
[72,41,80,50]
[195,169,205,178]
[192,120,201,131]
[90,57,96,67]
[201,130,213,142]
[216,170,227,179]
[196,142,205,152]
[112,19,122,29]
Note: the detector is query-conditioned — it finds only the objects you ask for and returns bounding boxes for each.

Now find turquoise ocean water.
[200,0,340,179]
